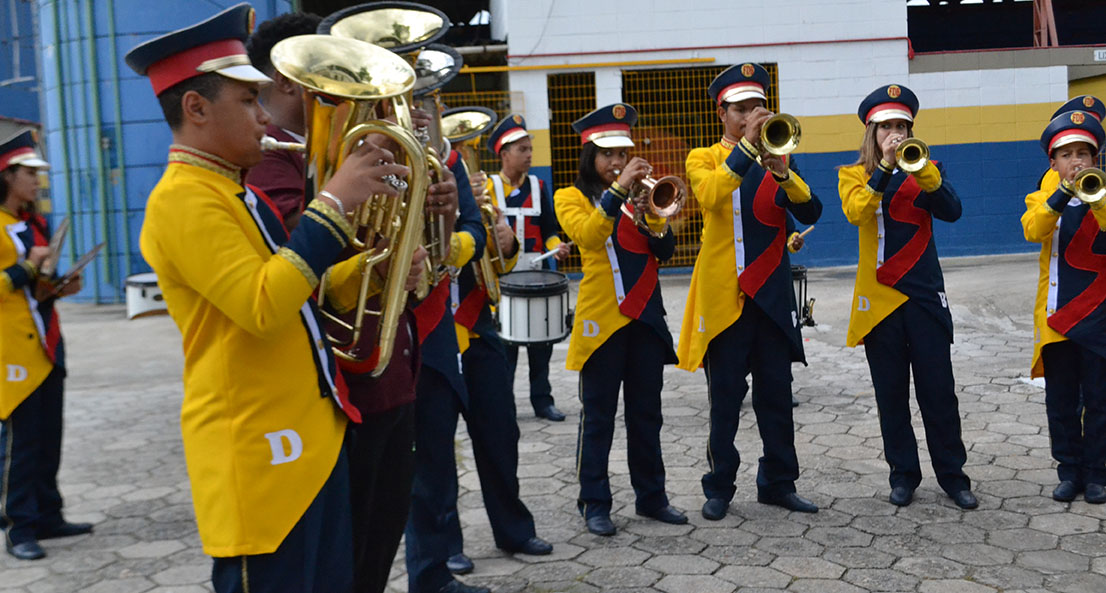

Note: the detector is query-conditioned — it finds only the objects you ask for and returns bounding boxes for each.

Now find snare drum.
[125,272,167,319]
[497,270,571,345]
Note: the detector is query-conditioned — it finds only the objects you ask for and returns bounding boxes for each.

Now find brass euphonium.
[1072,167,1106,205]
[320,2,453,299]
[442,106,504,302]
[895,137,929,173]
[760,113,802,156]
[269,34,426,376]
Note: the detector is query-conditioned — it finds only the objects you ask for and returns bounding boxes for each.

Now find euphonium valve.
[760,113,802,156]
[895,138,929,173]
[1073,167,1106,205]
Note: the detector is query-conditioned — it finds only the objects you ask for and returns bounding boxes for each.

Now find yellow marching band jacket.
[1023,167,1106,377]
[1,208,60,420]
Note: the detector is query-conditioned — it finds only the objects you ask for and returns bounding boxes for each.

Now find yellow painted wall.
[531,128,552,168]
[1069,75,1106,106]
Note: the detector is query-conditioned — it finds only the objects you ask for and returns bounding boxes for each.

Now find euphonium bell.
[895,138,929,173]
[1072,167,1106,205]
[443,106,505,302]
[270,34,426,376]
[760,113,802,156]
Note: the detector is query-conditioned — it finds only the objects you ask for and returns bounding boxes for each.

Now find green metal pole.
[49,0,80,269]
[83,0,114,302]
[105,0,133,286]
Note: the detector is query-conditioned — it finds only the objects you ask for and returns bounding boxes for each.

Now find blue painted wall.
[1,0,39,122]
[35,0,293,303]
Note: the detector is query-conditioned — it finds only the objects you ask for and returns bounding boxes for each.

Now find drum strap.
[493,174,541,250]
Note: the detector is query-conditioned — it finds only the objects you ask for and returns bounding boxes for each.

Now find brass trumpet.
[269,34,426,376]
[760,113,802,156]
[442,106,505,302]
[1072,167,1106,205]
[615,169,686,238]
[895,138,929,173]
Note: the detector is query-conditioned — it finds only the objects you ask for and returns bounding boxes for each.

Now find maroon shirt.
[245,124,306,223]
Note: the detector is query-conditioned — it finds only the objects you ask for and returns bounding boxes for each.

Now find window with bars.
[547,72,597,272]
[440,83,513,175]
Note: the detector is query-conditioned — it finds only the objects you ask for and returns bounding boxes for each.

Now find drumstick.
[530,242,574,264]
[798,225,815,239]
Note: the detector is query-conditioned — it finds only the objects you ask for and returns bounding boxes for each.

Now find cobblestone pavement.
[3,253,1105,593]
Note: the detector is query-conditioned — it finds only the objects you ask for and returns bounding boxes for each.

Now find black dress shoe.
[446,553,473,575]
[1085,483,1106,504]
[585,515,616,536]
[791,396,800,407]
[439,579,490,593]
[6,540,45,560]
[951,490,979,509]
[509,536,553,555]
[758,492,819,513]
[37,521,94,539]
[636,505,688,525]
[701,498,728,521]
[535,405,565,422]
[1053,480,1081,502]
[889,486,914,507]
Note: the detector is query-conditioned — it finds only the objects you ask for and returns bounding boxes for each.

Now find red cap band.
[0,147,34,171]
[717,81,765,106]
[147,39,248,95]
[493,127,528,154]
[580,123,631,145]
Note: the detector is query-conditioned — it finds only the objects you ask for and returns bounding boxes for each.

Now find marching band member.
[126,5,408,590]
[245,15,431,592]
[839,84,977,510]
[1022,111,1106,504]
[0,131,91,561]
[555,103,687,537]
[483,115,570,421]
[1036,96,1106,195]
[679,63,822,521]
[442,170,552,577]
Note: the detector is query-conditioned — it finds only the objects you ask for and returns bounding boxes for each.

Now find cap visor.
[10,155,50,169]
[593,136,634,148]
[500,129,531,147]
[721,89,766,105]
[217,64,272,85]
[869,109,913,124]
[1051,134,1098,153]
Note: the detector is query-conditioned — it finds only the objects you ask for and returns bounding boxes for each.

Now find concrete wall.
[499,0,1068,267]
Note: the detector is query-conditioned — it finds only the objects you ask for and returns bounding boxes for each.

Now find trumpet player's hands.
[406,246,429,292]
[761,154,789,178]
[323,145,409,213]
[743,106,774,147]
[615,157,651,191]
[880,133,905,165]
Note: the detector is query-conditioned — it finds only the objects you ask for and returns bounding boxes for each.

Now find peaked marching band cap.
[1052,95,1106,122]
[124,3,270,96]
[858,84,919,124]
[572,103,637,148]
[1040,110,1106,155]
[708,63,769,107]
[0,130,49,171]
[487,113,531,154]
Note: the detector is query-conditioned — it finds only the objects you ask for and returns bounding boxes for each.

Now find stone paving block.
[0,567,49,589]
[918,522,985,544]
[786,578,868,593]
[986,527,1058,551]
[117,540,187,560]
[80,578,156,593]
[1058,531,1106,556]
[769,556,844,579]
[576,546,651,568]
[582,566,662,588]
[642,554,719,575]
[150,565,209,586]
[655,574,735,593]
[821,547,897,569]
[1043,572,1106,593]
[841,568,920,591]
[917,580,998,593]
[713,565,790,588]
[1016,549,1091,574]
[1027,511,1100,535]
[850,515,919,536]
[971,565,1047,590]
[753,536,824,557]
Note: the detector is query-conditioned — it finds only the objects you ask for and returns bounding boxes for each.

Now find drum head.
[499,270,568,296]
[126,272,159,286]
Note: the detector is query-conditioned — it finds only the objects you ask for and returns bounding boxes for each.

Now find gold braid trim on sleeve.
[277,247,319,288]
[306,198,354,241]
[302,210,346,246]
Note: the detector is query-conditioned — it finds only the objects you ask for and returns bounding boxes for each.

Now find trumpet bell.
[642,175,687,218]
[761,113,802,156]
[1073,168,1106,205]
[319,2,450,55]
[270,35,415,100]
[895,138,929,173]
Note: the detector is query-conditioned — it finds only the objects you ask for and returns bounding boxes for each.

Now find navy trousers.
[862,300,970,495]
[1042,340,1106,486]
[211,445,353,593]
[1,365,65,547]
[576,320,669,519]
[348,403,416,593]
[701,300,799,502]
[506,342,555,413]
